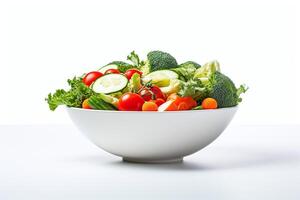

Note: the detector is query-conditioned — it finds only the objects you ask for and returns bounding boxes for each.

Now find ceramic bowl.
[67,107,238,163]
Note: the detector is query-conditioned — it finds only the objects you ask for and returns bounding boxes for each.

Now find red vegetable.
[202,98,218,109]
[105,69,120,74]
[118,93,145,111]
[82,99,92,109]
[139,86,165,101]
[142,101,158,111]
[152,98,165,107]
[158,100,178,111]
[167,94,197,110]
[124,69,143,79]
[82,71,103,86]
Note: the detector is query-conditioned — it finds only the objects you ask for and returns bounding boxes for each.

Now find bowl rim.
[66,106,238,114]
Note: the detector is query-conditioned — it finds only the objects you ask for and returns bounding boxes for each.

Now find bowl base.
[122,157,183,164]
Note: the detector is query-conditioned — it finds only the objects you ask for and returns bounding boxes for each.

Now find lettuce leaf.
[46,77,94,111]
[178,79,208,101]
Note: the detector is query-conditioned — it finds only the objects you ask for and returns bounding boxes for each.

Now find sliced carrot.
[167,94,197,110]
[142,101,158,111]
[158,100,178,111]
[82,99,92,109]
[202,98,218,109]
[181,97,197,109]
[178,102,190,110]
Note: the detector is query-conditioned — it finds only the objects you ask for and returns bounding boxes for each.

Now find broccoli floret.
[193,60,247,107]
[180,61,201,69]
[141,51,178,74]
[209,71,239,108]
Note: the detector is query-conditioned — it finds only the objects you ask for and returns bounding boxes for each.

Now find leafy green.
[236,84,249,103]
[178,78,208,101]
[46,77,94,111]
[128,73,142,93]
[194,60,220,84]
[127,51,144,67]
[172,62,198,81]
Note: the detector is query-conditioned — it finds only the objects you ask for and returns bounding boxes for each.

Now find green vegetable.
[178,78,208,101]
[88,95,117,110]
[99,61,133,73]
[46,77,94,111]
[208,71,240,108]
[127,51,144,67]
[160,79,181,95]
[142,70,179,87]
[192,105,203,110]
[236,84,248,103]
[140,50,178,74]
[97,93,119,107]
[128,73,142,93]
[182,61,201,69]
[192,60,247,107]
[91,74,128,94]
[194,60,220,84]
[172,61,200,81]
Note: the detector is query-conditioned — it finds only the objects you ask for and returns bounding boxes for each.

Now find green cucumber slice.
[142,70,179,87]
[91,74,128,94]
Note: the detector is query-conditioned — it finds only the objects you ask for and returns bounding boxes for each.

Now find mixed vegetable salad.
[46,50,247,111]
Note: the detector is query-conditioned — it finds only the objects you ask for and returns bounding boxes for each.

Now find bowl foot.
[122,157,183,164]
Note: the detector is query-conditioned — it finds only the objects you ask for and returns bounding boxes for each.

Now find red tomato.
[124,69,143,79]
[151,98,165,107]
[105,69,120,74]
[82,71,103,86]
[139,88,153,101]
[151,86,165,100]
[139,86,165,101]
[118,93,145,111]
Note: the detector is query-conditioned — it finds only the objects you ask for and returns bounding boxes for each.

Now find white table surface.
[0,124,299,200]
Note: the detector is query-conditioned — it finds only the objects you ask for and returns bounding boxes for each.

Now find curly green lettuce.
[46,77,94,111]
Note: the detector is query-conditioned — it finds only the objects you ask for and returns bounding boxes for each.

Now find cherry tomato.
[105,68,120,74]
[142,101,158,111]
[118,93,145,111]
[151,86,165,100]
[139,86,165,101]
[82,71,103,86]
[124,69,143,79]
[82,99,92,109]
[202,98,218,109]
[139,88,153,101]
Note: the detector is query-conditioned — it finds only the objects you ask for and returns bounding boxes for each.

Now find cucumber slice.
[91,74,128,94]
[142,70,179,87]
[98,64,118,74]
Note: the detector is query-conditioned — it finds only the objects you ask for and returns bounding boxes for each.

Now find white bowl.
[67,107,238,163]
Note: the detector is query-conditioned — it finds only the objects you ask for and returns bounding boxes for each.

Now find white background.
[0,0,299,125]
